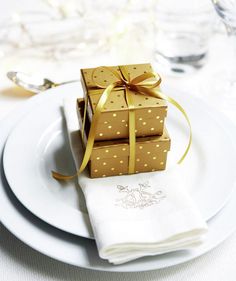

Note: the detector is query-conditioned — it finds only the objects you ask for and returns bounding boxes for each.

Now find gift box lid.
[80,63,167,113]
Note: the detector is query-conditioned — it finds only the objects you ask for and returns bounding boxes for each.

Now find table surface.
[1,0,236,280]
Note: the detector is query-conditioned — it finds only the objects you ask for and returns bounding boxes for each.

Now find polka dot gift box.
[77,99,171,178]
[52,63,192,181]
[80,64,168,141]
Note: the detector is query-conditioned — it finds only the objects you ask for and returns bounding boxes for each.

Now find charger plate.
[3,83,236,238]
[1,84,236,271]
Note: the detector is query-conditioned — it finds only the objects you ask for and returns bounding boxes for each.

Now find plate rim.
[2,95,94,239]
[2,82,236,238]
[1,83,236,272]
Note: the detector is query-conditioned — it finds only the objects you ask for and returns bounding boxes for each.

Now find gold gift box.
[77,99,171,178]
[80,63,167,141]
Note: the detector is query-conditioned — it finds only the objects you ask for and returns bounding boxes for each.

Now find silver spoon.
[7,71,79,93]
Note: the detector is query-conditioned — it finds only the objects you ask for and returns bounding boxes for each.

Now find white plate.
[3,83,236,239]
[1,89,236,272]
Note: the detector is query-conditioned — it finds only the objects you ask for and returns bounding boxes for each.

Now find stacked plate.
[1,83,236,272]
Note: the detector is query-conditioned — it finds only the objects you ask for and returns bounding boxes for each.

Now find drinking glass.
[154,0,216,74]
[211,0,236,96]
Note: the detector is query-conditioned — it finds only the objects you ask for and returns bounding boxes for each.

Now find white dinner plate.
[3,83,236,239]
[1,89,236,272]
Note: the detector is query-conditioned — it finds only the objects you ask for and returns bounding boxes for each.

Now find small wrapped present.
[77,99,171,178]
[80,63,167,141]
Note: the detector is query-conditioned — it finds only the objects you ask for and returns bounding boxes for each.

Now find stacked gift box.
[77,63,171,178]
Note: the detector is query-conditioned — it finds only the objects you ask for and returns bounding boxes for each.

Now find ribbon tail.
[134,85,192,164]
[51,171,75,180]
[153,89,192,164]
[52,82,118,180]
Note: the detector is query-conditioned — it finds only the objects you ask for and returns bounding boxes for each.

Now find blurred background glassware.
[0,11,110,61]
[211,0,236,96]
[0,0,157,82]
[0,0,155,62]
[154,0,216,74]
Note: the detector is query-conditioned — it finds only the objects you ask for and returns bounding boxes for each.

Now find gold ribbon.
[52,66,192,180]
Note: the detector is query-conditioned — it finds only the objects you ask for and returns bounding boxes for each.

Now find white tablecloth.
[0,223,236,281]
[1,0,236,280]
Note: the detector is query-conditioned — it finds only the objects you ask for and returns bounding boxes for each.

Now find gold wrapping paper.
[80,63,167,141]
[77,99,171,178]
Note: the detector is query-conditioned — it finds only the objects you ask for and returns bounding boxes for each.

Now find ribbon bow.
[52,66,192,180]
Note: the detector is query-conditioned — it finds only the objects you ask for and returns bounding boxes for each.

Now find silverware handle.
[55,79,80,86]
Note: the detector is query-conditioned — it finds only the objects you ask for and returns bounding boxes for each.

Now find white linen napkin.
[64,98,208,265]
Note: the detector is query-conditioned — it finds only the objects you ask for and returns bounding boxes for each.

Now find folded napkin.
[64,98,208,265]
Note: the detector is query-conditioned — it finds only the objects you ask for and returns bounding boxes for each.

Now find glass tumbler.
[154,0,216,74]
